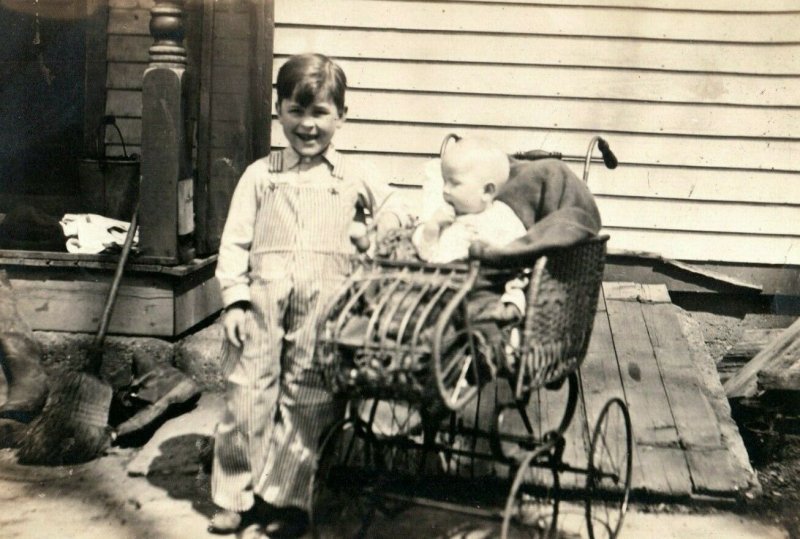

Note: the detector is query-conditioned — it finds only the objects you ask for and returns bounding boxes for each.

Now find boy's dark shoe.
[264,507,309,538]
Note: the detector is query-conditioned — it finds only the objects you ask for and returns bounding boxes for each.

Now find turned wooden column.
[140,0,195,264]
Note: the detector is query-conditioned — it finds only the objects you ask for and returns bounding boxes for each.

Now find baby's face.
[441,158,490,215]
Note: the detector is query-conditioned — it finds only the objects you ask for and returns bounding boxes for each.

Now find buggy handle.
[583,136,617,182]
[597,137,618,170]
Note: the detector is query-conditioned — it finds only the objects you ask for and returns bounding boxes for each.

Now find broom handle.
[89,202,139,369]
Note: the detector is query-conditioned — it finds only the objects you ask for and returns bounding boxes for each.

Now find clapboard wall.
[103,0,269,255]
[103,0,203,154]
[272,0,800,266]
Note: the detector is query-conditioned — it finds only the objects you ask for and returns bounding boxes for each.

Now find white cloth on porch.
[59,213,138,254]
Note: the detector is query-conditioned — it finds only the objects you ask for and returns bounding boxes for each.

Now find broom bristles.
[17,372,113,466]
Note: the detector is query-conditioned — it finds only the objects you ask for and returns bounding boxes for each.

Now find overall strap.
[268,151,284,173]
[331,151,346,180]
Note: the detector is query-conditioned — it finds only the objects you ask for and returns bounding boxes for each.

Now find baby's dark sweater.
[483,157,602,265]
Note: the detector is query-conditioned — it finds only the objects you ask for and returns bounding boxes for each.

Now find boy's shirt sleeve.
[215,161,262,307]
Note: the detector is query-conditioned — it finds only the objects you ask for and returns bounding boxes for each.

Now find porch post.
[140,0,195,264]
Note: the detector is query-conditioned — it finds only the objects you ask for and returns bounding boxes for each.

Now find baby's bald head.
[442,137,509,188]
[440,136,510,214]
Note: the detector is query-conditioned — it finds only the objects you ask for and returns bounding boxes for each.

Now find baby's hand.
[222,305,248,348]
[431,204,456,228]
[374,212,401,244]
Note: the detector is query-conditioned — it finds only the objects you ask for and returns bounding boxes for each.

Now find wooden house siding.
[103,0,270,255]
[272,0,800,266]
[104,0,166,157]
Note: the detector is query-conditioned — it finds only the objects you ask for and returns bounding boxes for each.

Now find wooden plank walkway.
[541,282,756,501]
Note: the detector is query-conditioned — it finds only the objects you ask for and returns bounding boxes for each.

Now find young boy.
[413,135,527,321]
[210,53,405,537]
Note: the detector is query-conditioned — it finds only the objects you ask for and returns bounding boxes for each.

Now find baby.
[412,136,527,320]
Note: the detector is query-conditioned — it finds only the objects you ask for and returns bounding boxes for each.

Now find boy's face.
[441,159,492,215]
[276,95,345,158]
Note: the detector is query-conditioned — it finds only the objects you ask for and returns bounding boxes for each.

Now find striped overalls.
[212,150,360,511]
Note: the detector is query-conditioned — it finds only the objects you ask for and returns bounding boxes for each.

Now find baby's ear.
[484,182,497,196]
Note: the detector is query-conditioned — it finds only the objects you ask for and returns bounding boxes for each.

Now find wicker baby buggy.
[310,137,632,539]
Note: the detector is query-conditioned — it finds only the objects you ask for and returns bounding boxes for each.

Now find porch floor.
[530,282,756,502]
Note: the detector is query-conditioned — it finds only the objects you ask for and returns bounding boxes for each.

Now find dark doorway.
[0,2,86,204]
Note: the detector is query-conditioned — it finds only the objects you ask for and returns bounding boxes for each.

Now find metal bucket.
[78,116,140,221]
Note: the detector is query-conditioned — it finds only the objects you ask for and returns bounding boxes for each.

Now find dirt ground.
[675,295,799,539]
[741,435,800,538]
[0,397,789,539]
[1,297,797,538]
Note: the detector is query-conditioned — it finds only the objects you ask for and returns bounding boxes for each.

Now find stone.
[174,319,225,391]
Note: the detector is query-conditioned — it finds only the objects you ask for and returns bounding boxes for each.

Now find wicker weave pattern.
[318,236,608,407]
[317,260,476,403]
[516,236,609,398]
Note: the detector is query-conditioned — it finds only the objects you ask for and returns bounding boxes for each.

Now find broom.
[17,204,139,465]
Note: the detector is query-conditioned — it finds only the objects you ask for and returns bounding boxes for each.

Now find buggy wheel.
[310,417,382,539]
[585,398,633,539]
[434,329,483,411]
[491,372,579,463]
[502,445,560,539]
[361,399,442,477]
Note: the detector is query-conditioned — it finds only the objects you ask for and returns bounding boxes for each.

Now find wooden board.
[336,90,800,139]
[211,37,250,68]
[3,259,220,337]
[602,229,800,266]
[531,376,590,490]
[603,282,671,304]
[213,9,252,38]
[275,27,800,75]
[596,292,698,498]
[555,395,591,490]
[635,445,693,498]
[275,57,800,107]
[277,1,800,43]
[174,277,222,336]
[576,307,642,489]
[580,310,627,426]
[604,284,678,446]
[106,89,142,118]
[436,0,800,12]
[685,448,753,496]
[270,121,800,171]
[284,152,800,206]
[108,8,151,35]
[107,62,146,90]
[641,302,722,449]
[9,276,174,336]
[718,329,784,385]
[596,198,800,236]
[757,335,800,392]
[107,1,159,11]
[107,35,151,63]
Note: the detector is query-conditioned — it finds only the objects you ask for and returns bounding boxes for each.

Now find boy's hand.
[348,221,371,252]
[222,305,248,348]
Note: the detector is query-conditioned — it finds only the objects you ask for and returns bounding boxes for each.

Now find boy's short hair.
[276,53,347,115]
